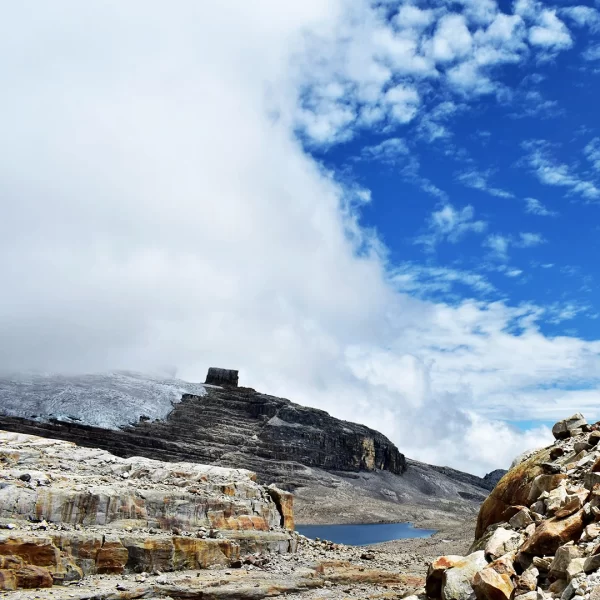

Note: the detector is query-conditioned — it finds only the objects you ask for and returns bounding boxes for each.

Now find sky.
[1,0,600,475]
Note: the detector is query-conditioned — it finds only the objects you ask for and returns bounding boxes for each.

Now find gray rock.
[484,528,522,560]
[552,414,587,440]
[442,551,488,600]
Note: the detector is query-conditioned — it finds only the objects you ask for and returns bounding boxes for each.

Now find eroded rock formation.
[0,430,295,590]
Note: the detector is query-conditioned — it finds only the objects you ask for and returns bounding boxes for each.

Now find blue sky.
[306,0,600,345]
[2,0,600,474]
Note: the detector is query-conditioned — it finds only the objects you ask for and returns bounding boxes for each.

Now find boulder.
[565,558,585,582]
[515,566,538,592]
[485,528,522,560]
[552,414,587,440]
[583,554,600,573]
[520,510,585,556]
[426,555,464,599]
[529,474,568,504]
[548,545,580,578]
[472,567,514,600]
[442,551,488,600]
[510,508,534,530]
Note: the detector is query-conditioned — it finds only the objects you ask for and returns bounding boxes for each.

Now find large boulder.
[520,510,586,556]
[441,551,488,600]
[476,447,552,539]
[552,414,587,440]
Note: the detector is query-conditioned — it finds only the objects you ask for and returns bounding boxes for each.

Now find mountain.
[0,369,494,526]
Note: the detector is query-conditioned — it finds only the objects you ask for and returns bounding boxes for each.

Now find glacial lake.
[295,522,436,546]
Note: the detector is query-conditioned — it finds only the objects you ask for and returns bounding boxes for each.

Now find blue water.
[296,522,436,546]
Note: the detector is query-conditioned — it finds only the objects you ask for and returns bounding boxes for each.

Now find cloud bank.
[1,1,599,475]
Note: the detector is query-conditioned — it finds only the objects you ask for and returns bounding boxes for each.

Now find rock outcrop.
[0,430,295,589]
[0,371,495,525]
[426,413,600,600]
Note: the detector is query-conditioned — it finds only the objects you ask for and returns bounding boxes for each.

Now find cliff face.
[0,371,492,525]
[0,377,405,487]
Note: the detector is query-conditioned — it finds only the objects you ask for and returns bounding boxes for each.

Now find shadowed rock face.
[0,384,406,488]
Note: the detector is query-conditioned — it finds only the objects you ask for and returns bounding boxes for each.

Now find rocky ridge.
[0,371,495,526]
[423,413,600,600]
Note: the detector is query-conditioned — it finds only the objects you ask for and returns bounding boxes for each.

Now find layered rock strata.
[425,413,600,600]
[0,371,496,524]
[0,430,295,590]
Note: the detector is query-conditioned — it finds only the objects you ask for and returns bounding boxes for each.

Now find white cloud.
[484,234,511,260]
[517,232,546,247]
[457,168,515,198]
[525,197,558,216]
[484,231,545,259]
[528,10,573,51]
[585,138,600,171]
[384,85,421,123]
[417,203,487,250]
[1,1,599,478]
[560,6,600,32]
[429,14,474,63]
[361,138,409,164]
[360,139,446,199]
[583,44,600,61]
[522,140,600,200]
[392,263,496,298]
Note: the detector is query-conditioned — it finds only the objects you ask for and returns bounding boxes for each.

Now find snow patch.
[0,371,207,430]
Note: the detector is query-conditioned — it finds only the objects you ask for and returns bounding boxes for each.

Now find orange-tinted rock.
[426,555,464,599]
[520,510,585,556]
[95,537,128,574]
[0,536,60,569]
[472,567,514,600]
[0,569,17,591]
[267,485,294,531]
[14,565,53,588]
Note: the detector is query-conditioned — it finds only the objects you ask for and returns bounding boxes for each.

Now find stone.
[442,551,488,600]
[589,432,600,447]
[14,565,53,588]
[584,554,600,573]
[551,448,565,461]
[95,537,128,574]
[485,528,522,560]
[530,475,568,504]
[555,493,587,519]
[552,415,587,440]
[549,545,581,578]
[574,442,592,454]
[510,509,534,530]
[472,567,514,600]
[520,511,585,556]
[204,368,239,387]
[266,485,294,531]
[516,566,538,592]
[565,558,586,582]
[581,523,600,541]
[426,555,464,599]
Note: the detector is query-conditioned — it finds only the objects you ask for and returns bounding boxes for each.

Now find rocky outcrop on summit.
[425,413,600,600]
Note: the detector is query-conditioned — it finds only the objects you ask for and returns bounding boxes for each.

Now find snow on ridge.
[0,371,207,430]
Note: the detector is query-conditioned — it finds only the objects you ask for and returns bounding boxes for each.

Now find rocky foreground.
[0,429,445,598]
[425,413,600,600]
